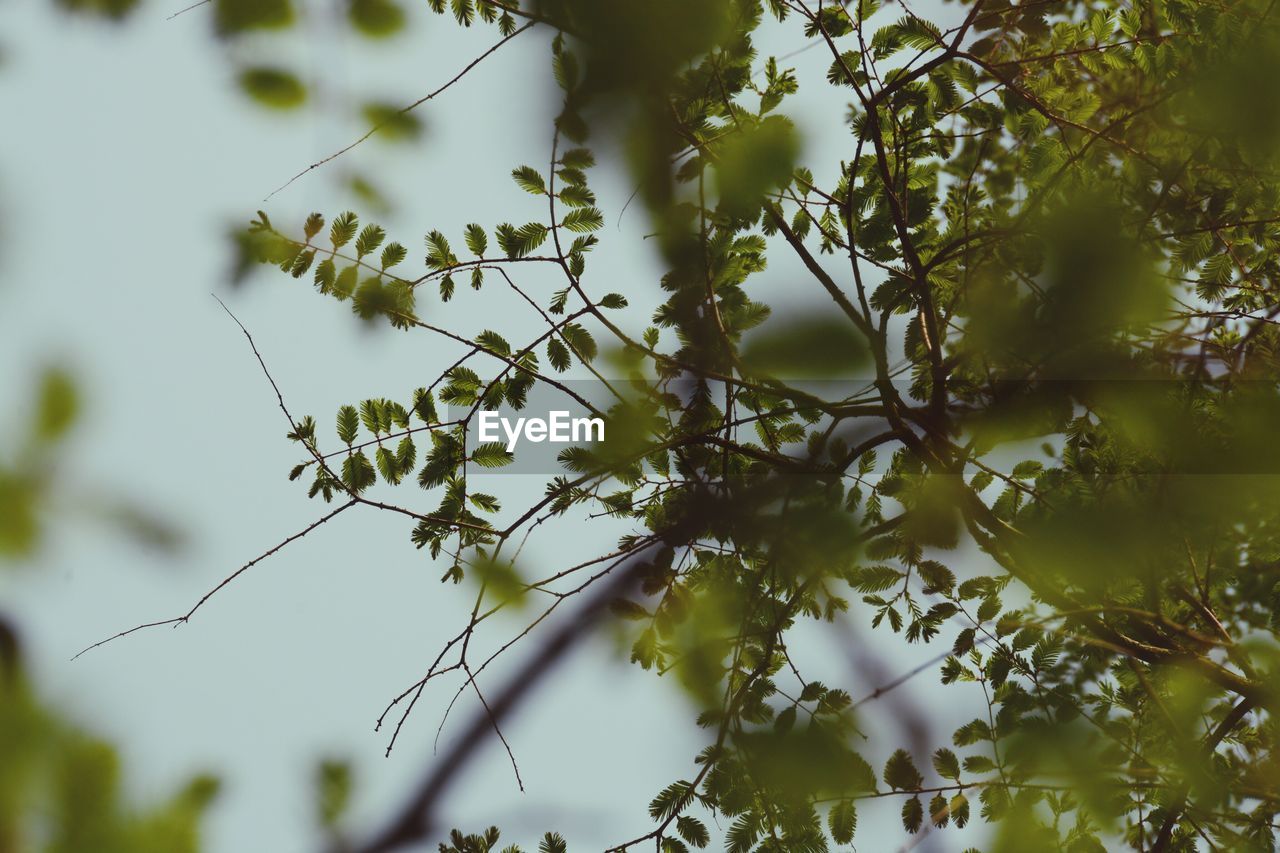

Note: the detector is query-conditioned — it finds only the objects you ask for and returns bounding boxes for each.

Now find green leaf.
[469,492,501,513]
[348,0,405,37]
[560,147,595,169]
[352,277,415,326]
[333,266,358,300]
[826,50,863,87]
[917,560,955,595]
[558,184,596,208]
[561,323,597,363]
[884,749,923,790]
[553,49,579,90]
[355,224,386,258]
[976,596,1001,623]
[598,293,628,309]
[561,207,604,233]
[464,224,488,256]
[215,0,293,36]
[932,747,960,780]
[316,760,351,828]
[476,330,511,356]
[714,116,798,217]
[471,442,514,468]
[238,67,306,109]
[648,780,693,820]
[411,388,437,423]
[743,312,867,378]
[359,399,384,434]
[803,5,853,37]
[962,755,995,773]
[341,451,376,493]
[512,165,547,195]
[829,800,856,843]
[375,446,398,483]
[496,222,549,258]
[556,167,587,187]
[547,338,571,372]
[549,287,569,314]
[952,719,992,747]
[610,598,650,620]
[330,211,359,248]
[34,368,78,442]
[929,792,950,828]
[474,556,524,606]
[303,212,325,240]
[1011,460,1043,479]
[850,564,902,593]
[950,793,970,828]
[336,405,360,444]
[539,834,567,853]
[388,438,414,475]
[425,230,457,270]
[55,0,143,20]
[773,705,797,734]
[726,815,758,853]
[380,242,407,270]
[901,795,923,833]
[363,102,422,141]
[290,249,315,278]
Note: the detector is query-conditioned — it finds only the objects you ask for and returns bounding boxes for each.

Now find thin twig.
[166,0,210,21]
[266,23,534,200]
[463,663,525,792]
[73,499,356,660]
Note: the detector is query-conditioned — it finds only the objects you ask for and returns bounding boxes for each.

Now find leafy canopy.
[76,0,1280,850]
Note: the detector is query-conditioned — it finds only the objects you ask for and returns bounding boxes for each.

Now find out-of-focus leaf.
[472,556,526,608]
[0,470,38,558]
[34,367,78,442]
[215,0,294,37]
[316,760,352,828]
[348,0,405,37]
[54,0,141,20]
[713,117,799,218]
[742,313,867,378]
[362,102,423,141]
[238,67,306,110]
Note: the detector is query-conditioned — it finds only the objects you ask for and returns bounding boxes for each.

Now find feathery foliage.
[80,0,1280,849]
